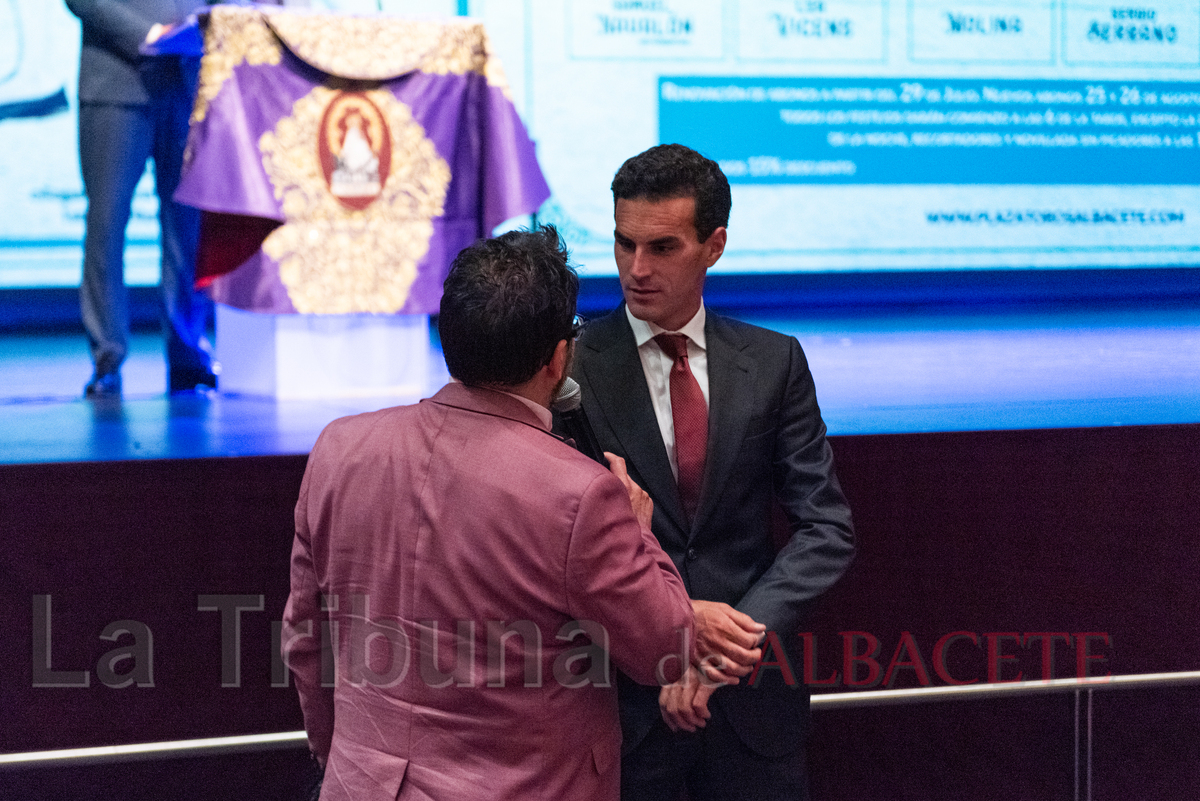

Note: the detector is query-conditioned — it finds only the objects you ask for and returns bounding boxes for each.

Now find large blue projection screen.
[662,78,1200,185]
[0,1,172,290]
[659,76,1200,271]
[516,0,1200,276]
[6,0,1200,286]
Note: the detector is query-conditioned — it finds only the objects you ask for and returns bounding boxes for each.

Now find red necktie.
[654,334,708,523]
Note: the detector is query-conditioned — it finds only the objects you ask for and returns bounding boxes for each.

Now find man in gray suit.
[568,144,856,800]
[66,0,218,396]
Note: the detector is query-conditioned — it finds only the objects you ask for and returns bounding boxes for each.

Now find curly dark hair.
[439,225,578,387]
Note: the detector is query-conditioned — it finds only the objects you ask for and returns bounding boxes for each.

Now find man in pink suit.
[282,226,695,800]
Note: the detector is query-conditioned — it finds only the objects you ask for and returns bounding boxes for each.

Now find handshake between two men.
[605,451,769,735]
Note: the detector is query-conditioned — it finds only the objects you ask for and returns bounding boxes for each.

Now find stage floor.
[2,303,1198,465]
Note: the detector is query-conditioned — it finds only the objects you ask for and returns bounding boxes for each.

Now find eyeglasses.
[569,314,585,340]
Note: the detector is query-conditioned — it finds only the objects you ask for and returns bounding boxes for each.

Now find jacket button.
[686,548,697,561]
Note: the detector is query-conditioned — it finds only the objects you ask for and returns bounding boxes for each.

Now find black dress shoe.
[84,371,122,398]
[169,368,218,395]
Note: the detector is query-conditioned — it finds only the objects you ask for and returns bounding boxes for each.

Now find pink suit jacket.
[283,382,694,801]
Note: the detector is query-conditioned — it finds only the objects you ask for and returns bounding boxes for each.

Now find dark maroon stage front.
[3,423,1198,800]
[2,284,1199,800]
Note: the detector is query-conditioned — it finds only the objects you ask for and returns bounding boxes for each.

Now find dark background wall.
[2,425,1198,799]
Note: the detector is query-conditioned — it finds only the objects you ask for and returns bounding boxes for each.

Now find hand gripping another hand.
[659,600,767,730]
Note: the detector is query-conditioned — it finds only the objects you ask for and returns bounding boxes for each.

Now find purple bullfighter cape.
[172,6,550,315]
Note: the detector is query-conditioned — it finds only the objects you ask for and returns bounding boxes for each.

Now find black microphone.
[552,378,606,464]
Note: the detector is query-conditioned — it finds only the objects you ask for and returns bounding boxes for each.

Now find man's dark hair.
[439,225,578,387]
[611,143,731,242]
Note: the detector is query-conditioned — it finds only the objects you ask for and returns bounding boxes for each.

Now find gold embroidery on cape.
[259,86,450,314]
[192,7,283,125]
[263,12,512,98]
[479,30,512,100]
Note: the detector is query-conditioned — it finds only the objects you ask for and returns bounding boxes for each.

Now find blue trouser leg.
[151,78,211,382]
[79,81,211,386]
[78,102,153,377]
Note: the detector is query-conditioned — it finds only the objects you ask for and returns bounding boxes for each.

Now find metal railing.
[4,670,1199,800]
[808,669,1200,708]
[0,731,307,769]
[809,670,1200,801]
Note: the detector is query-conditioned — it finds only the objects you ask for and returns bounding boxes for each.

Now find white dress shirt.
[625,303,710,481]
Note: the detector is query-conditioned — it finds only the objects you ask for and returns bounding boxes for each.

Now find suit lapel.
[692,313,755,539]
[578,310,690,538]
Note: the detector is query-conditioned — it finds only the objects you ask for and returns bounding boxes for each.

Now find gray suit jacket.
[568,306,856,757]
[66,0,210,105]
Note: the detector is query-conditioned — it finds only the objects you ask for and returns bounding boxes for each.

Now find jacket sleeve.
[65,0,158,61]
[281,448,335,764]
[735,336,856,640]
[564,471,695,686]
